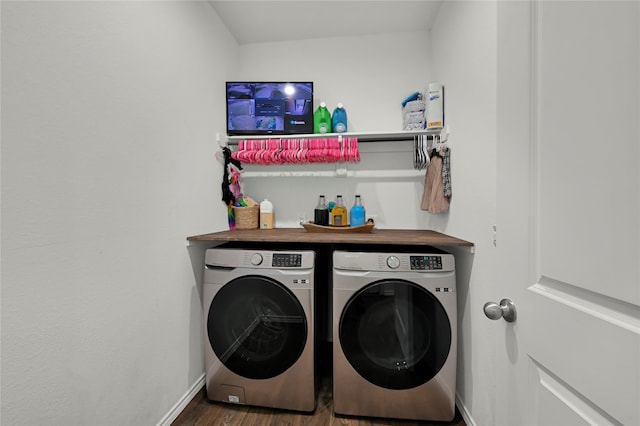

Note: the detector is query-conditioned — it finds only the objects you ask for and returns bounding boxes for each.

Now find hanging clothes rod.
[241,169,424,179]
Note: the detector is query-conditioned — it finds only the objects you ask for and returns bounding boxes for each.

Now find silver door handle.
[483,298,517,322]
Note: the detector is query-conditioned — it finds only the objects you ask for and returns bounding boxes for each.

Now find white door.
[495,1,639,425]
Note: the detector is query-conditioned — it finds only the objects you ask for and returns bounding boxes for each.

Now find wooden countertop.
[187,228,474,247]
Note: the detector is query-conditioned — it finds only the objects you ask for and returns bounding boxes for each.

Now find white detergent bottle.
[426,82,444,129]
[259,199,274,229]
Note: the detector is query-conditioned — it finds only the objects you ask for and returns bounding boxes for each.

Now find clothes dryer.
[332,250,457,421]
[203,248,317,411]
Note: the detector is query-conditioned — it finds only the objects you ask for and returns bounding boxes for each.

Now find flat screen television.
[226,81,314,136]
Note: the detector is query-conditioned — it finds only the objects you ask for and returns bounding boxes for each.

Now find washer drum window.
[207,275,308,380]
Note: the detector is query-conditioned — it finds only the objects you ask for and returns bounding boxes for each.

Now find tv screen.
[226,82,314,136]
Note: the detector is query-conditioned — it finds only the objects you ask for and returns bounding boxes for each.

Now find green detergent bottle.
[314,102,332,134]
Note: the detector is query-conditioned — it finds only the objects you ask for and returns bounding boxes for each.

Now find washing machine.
[203,248,318,412]
[332,250,457,421]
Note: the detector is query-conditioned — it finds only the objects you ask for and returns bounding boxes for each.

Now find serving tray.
[301,222,375,233]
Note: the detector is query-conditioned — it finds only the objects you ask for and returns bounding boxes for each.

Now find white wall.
[1,2,237,424]
[430,2,498,425]
[238,31,432,134]
[236,32,434,228]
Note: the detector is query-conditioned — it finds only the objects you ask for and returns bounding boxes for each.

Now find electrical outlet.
[297,213,306,225]
[368,214,378,224]
[493,224,497,247]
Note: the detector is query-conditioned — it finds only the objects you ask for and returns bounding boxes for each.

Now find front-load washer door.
[207,274,308,380]
[339,279,451,390]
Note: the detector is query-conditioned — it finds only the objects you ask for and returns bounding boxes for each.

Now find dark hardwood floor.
[172,371,467,426]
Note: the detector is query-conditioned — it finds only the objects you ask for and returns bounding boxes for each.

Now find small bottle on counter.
[331,195,348,226]
[349,195,366,227]
[259,199,274,229]
[314,195,329,226]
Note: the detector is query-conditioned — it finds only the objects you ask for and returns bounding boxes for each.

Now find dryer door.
[339,279,451,390]
[207,274,308,380]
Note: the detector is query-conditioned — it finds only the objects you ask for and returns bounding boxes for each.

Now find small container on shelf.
[233,205,259,230]
[331,195,348,226]
[259,199,274,229]
[314,195,330,226]
[314,102,332,134]
[332,103,348,133]
[349,195,366,227]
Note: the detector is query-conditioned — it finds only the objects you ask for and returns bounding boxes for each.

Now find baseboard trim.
[157,373,205,426]
[456,393,475,426]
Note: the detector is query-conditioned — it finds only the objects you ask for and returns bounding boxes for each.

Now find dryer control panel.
[333,251,455,273]
[410,255,443,270]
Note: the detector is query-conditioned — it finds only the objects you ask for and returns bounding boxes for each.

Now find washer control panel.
[272,253,303,268]
[410,255,443,270]
[205,249,315,270]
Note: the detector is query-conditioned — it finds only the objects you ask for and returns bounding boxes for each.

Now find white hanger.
[216,132,227,149]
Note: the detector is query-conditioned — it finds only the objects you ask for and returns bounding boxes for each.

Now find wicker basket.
[233,205,259,230]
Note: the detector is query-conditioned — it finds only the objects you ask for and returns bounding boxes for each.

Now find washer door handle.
[483,298,517,322]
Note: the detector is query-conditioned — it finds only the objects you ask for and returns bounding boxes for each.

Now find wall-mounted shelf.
[220,129,445,146]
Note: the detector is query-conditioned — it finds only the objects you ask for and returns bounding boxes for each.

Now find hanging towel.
[421,150,450,213]
[441,147,452,197]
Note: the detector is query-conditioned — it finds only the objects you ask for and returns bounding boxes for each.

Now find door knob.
[483,298,517,322]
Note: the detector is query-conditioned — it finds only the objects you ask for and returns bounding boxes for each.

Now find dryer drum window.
[208,275,308,380]
[339,279,451,390]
